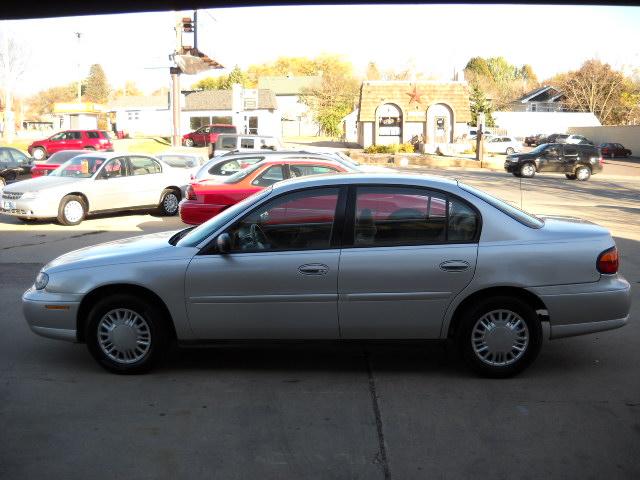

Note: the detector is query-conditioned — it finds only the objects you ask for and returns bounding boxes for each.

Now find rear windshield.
[458,182,544,229]
[157,154,200,168]
[222,162,263,184]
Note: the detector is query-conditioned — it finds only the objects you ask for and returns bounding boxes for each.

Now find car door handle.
[298,263,329,275]
[439,260,470,272]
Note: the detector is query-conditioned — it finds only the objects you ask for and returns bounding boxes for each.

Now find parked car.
[599,143,632,158]
[22,172,631,376]
[563,134,593,145]
[155,150,208,176]
[180,157,352,225]
[296,150,391,173]
[193,153,270,182]
[182,124,237,147]
[30,149,91,178]
[211,134,283,157]
[524,134,546,147]
[484,136,522,155]
[1,153,188,225]
[504,143,603,180]
[0,147,34,187]
[539,133,568,144]
[27,130,114,160]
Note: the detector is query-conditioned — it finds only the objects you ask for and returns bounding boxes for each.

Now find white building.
[257,75,322,137]
[107,84,281,138]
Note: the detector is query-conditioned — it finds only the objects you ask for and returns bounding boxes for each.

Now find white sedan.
[484,136,522,155]
[0,152,190,225]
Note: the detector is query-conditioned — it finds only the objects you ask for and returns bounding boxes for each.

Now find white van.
[210,134,283,157]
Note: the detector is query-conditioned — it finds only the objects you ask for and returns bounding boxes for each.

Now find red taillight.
[186,184,197,200]
[597,246,619,274]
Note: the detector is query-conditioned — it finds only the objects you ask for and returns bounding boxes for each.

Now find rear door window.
[129,156,162,175]
[252,165,285,187]
[220,137,237,149]
[86,131,100,139]
[240,138,255,149]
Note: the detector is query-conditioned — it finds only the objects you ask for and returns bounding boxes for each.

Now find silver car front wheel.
[86,294,170,374]
[159,189,180,216]
[57,195,86,226]
[98,308,151,364]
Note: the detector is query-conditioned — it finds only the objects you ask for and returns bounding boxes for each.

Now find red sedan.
[179,159,349,225]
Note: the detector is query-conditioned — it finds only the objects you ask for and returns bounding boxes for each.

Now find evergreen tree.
[469,85,495,127]
[84,64,110,104]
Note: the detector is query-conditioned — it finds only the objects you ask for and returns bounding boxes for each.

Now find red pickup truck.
[182,124,237,147]
[28,130,114,160]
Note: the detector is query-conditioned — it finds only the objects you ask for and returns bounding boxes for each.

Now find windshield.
[222,162,263,184]
[157,154,199,168]
[458,182,544,229]
[49,156,106,178]
[177,187,273,247]
[528,143,551,155]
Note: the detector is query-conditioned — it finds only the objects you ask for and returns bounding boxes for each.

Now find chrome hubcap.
[577,168,589,180]
[98,308,151,364]
[522,164,534,176]
[164,193,179,213]
[34,149,45,160]
[64,200,84,223]
[472,309,529,367]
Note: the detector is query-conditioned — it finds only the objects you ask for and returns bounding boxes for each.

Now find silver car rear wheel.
[471,309,529,367]
[98,308,151,364]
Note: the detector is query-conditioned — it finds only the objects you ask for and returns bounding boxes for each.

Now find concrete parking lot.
[0,167,639,479]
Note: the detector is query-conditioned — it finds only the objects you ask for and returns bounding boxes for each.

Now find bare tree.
[557,60,626,125]
[0,25,28,142]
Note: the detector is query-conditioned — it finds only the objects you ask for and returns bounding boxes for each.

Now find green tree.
[192,65,248,91]
[84,64,110,104]
[469,85,495,127]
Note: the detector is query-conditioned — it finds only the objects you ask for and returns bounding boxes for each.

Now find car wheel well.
[447,287,548,339]
[76,284,177,343]
[160,186,182,202]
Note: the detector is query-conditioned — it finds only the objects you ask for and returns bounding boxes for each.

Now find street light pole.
[75,32,82,103]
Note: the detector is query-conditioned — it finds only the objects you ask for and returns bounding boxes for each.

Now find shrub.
[363,143,415,154]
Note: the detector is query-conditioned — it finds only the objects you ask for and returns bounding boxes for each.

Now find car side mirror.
[217,233,231,254]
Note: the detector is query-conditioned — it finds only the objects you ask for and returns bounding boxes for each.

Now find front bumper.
[528,275,631,339]
[22,287,82,342]
[0,195,59,218]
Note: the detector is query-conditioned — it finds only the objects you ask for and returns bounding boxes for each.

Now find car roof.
[270,172,459,192]
[259,158,345,167]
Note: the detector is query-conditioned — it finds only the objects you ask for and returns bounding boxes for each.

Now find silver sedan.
[22,173,631,376]
[1,152,190,225]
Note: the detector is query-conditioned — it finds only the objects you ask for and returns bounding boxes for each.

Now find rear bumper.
[528,275,631,339]
[179,200,228,225]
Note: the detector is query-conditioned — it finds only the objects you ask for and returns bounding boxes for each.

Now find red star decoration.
[406,85,425,105]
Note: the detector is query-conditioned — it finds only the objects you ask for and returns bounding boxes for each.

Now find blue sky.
[4,4,640,97]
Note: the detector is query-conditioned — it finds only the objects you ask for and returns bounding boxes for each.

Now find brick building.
[356,80,471,147]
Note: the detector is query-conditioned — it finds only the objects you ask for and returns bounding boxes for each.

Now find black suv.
[504,143,603,181]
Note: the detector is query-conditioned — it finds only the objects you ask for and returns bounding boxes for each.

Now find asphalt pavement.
[0,168,639,479]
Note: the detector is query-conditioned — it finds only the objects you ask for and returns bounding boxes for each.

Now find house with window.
[109,95,171,136]
[182,84,280,137]
[257,75,323,137]
[507,86,566,112]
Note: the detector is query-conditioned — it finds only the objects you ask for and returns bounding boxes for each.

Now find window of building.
[127,111,140,121]
[226,187,340,252]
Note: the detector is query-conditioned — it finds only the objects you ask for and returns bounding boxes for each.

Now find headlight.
[22,191,37,200]
[35,272,49,290]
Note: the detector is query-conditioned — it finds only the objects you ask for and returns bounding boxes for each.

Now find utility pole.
[75,32,82,103]
[2,29,15,142]
[476,112,485,165]
[170,14,183,147]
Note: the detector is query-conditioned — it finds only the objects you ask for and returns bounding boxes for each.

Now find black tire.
[519,162,536,178]
[57,194,87,226]
[85,294,170,374]
[565,173,577,180]
[575,165,591,181]
[512,172,522,178]
[32,147,47,161]
[457,296,542,378]
[158,188,180,216]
